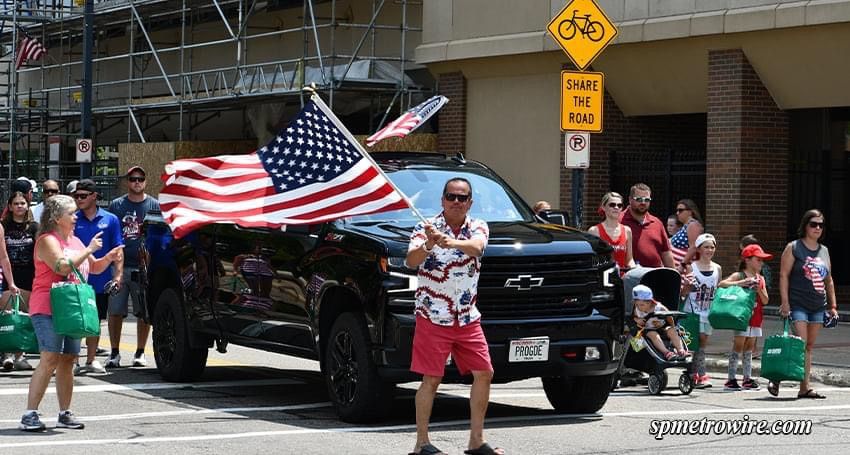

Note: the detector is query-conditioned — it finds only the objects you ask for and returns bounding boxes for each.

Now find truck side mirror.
[538,210,570,226]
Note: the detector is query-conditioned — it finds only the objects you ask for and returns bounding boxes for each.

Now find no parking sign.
[564,132,589,168]
[76,138,92,163]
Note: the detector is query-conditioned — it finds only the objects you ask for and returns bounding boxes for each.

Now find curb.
[704,355,850,387]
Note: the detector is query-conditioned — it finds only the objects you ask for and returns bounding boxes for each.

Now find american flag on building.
[365,95,448,147]
[160,95,411,238]
[15,35,47,70]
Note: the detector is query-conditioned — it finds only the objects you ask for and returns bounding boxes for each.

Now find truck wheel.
[542,373,615,413]
[324,312,393,423]
[153,288,208,382]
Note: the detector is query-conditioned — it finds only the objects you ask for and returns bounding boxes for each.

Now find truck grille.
[477,254,600,319]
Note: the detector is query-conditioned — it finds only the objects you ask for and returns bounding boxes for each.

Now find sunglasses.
[632,197,651,203]
[73,192,93,200]
[676,207,689,213]
[44,189,59,194]
[444,193,470,202]
[607,202,623,209]
[808,221,824,229]
[128,176,146,183]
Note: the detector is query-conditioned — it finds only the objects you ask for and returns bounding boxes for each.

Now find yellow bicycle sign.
[547,0,618,71]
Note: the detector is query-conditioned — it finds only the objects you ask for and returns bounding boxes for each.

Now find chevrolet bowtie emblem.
[504,274,544,291]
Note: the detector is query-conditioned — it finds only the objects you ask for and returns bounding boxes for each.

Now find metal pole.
[571,168,584,229]
[8,6,17,183]
[81,0,94,178]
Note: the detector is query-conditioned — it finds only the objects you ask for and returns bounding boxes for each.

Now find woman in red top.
[19,195,123,432]
[588,192,635,273]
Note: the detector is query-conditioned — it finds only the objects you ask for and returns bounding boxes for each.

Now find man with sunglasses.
[107,166,160,368]
[31,179,60,222]
[620,183,675,269]
[405,178,503,455]
[72,179,125,375]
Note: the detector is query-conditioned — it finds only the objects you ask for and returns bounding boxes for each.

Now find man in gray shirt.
[106,166,160,368]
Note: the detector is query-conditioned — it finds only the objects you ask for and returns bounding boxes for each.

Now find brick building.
[418,1,850,291]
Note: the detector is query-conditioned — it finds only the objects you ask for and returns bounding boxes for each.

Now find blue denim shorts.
[31,314,81,354]
[790,307,822,324]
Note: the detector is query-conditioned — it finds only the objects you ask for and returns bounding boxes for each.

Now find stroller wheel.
[648,373,665,395]
[678,373,694,395]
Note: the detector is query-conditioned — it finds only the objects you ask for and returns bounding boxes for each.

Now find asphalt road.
[1,324,848,454]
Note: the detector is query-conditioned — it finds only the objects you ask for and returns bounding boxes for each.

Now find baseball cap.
[632,284,654,301]
[74,179,97,194]
[66,180,79,194]
[10,177,32,194]
[741,244,773,260]
[125,166,146,177]
[695,233,716,248]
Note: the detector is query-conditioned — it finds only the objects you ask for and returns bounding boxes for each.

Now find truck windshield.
[350,167,535,224]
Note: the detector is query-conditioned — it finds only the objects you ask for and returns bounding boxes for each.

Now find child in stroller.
[632,284,689,361]
[622,268,695,395]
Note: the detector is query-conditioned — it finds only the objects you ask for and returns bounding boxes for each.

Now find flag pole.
[304,86,428,225]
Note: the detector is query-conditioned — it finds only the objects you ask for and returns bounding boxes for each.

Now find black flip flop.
[464,442,505,455]
[410,443,448,455]
[797,389,826,399]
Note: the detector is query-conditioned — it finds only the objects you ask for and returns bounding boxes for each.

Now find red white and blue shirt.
[408,212,489,326]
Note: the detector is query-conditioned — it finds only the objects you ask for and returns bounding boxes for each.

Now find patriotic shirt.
[682,262,720,323]
[789,240,830,311]
[408,212,489,327]
[670,220,695,266]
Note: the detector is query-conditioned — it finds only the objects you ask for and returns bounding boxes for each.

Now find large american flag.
[365,95,448,147]
[160,95,411,238]
[15,35,47,70]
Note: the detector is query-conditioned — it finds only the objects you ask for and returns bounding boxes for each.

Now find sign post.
[547,0,617,228]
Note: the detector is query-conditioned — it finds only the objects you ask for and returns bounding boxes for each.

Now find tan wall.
[466,71,561,209]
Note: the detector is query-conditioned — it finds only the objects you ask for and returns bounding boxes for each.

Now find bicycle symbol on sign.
[558,10,605,42]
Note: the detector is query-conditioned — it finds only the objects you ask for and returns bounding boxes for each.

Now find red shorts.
[411,317,493,377]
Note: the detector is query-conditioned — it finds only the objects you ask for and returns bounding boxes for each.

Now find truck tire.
[324,312,393,423]
[153,288,208,382]
[542,373,615,413]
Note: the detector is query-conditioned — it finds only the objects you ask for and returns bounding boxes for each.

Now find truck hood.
[344,221,611,258]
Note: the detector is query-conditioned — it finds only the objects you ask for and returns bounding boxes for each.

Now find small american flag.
[366,95,448,147]
[15,35,47,70]
[160,95,411,238]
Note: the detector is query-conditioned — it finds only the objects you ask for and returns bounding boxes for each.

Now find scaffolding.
[0,0,426,199]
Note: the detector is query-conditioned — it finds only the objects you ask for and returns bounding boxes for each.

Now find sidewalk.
[701,314,850,387]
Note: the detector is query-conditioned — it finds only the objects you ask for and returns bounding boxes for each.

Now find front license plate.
[508,337,549,362]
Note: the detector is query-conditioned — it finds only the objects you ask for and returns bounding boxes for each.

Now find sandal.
[797,389,826,399]
[465,443,506,455]
[664,351,676,361]
[409,443,448,455]
[767,381,779,397]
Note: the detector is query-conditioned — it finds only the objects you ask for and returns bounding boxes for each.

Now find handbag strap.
[1,293,22,313]
[783,318,791,337]
[65,258,88,284]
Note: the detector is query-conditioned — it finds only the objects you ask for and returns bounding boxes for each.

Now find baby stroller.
[622,267,694,395]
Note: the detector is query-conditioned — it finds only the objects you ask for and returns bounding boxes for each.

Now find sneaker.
[56,411,85,429]
[13,357,33,371]
[742,378,760,390]
[105,353,121,368]
[724,379,742,391]
[74,360,107,375]
[2,355,13,371]
[19,411,46,432]
[132,353,147,367]
[699,374,713,388]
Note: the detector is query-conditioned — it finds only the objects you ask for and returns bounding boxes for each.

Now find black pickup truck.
[140,152,625,422]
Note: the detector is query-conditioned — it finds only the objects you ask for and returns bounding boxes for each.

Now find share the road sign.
[560,70,603,133]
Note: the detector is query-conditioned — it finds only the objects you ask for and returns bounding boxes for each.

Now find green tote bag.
[677,299,701,352]
[50,262,100,339]
[708,285,756,331]
[760,319,806,382]
[0,294,40,353]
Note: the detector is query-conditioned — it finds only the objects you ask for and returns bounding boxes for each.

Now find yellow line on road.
[98,341,244,367]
